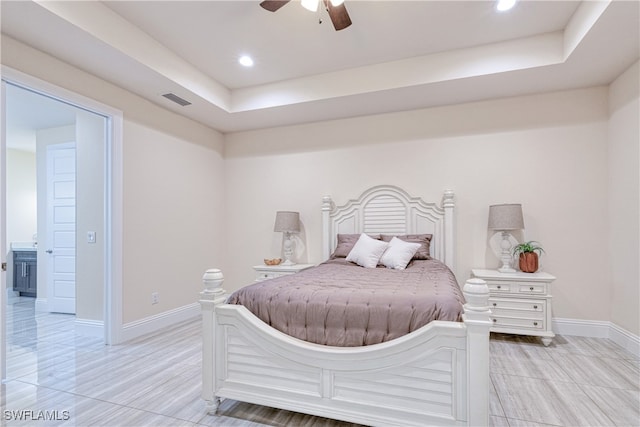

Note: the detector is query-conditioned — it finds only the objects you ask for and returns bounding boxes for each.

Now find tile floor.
[2,297,639,426]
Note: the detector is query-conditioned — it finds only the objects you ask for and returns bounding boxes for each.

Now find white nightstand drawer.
[517,283,546,294]
[486,281,547,295]
[253,264,314,282]
[491,316,545,330]
[489,298,545,313]
[256,271,282,281]
[487,283,511,292]
[492,309,544,322]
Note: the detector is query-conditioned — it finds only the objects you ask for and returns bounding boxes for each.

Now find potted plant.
[512,241,545,273]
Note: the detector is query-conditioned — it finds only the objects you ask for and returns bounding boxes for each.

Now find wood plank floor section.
[2,297,638,426]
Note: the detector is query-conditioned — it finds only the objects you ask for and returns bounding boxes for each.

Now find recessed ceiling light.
[301,0,318,12]
[238,55,254,67]
[496,0,517,12]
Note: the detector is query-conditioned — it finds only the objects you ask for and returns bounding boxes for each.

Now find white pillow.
[380,236,421,270]
[346,233,389,268]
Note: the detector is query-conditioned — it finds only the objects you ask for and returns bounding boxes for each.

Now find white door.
[46,143,76,314]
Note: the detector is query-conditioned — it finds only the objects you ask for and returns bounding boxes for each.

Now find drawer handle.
[492,303,497,307]
[496,285,501,289]
[533,322,538,326]
[533,305,538,309]
[492,319,497,323]
[530,286,534,291]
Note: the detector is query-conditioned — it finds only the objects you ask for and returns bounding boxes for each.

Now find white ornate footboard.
[200,271,491,426]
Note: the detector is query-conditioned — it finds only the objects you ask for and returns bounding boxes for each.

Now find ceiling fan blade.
[323,0,352,31]
[260,0,290,12]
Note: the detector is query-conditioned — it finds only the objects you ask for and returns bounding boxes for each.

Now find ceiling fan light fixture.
[496,0,517,12]
[301,0,319,12]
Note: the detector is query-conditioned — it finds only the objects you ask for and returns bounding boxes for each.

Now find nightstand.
[253,263,314,282]
[471,268,556,346]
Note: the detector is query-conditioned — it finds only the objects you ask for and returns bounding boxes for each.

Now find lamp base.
[498,231,515,273]
[282,232,296,265]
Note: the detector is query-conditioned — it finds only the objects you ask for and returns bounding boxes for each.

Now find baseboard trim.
[552,317,611,338]
[6,289,19,303]
[553,317,639,357]
[75,318,104,338]
[609,322,640,357]
[119,302,200,343]
[35,298,48,312]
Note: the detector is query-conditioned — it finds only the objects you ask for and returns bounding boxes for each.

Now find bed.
[200,185,492,426]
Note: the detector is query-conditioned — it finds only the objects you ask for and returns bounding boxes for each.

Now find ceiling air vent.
[162,93,192,107]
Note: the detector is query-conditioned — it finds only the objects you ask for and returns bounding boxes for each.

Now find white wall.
[607,61,640,336]
[75,110,106,322]
[225,87,611,325]
[122,120,225,322]
[6,148,37,245]
[5,148,37,295]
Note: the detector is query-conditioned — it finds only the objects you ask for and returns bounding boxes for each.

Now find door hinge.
[1,262,6,272]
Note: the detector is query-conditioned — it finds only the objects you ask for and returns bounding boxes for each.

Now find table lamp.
[488,203,524,273]
[274,211,300,265]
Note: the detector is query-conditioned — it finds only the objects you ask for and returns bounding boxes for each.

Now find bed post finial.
[202,268,225,297]
[462,278,491,426]
[200,269,226,414]
[442,190,455,271]
[443,189,454,207]
[322,195,334,261]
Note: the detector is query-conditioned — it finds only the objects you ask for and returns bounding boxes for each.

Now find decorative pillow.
[331,233,381,258]
[346,233,389,268]
[381,234,432,260]
[379,237,422,270]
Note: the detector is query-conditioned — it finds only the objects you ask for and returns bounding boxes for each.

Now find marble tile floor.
[2,297,639,427]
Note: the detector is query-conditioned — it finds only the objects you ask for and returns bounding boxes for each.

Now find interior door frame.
[1,66,124,381]
[1,79,7,381]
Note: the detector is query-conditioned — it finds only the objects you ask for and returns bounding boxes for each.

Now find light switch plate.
[87,231,96,244]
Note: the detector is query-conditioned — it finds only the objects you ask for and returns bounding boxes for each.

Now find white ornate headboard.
[321,185,455,270]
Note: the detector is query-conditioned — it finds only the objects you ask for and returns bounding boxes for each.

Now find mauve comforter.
[226,258,465,347]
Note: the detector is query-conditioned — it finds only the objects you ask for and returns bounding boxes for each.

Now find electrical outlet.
[151,292,159,305]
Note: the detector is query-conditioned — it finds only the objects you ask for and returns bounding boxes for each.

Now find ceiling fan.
[260,0,352,31]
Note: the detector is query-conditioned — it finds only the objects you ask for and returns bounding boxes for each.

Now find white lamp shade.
[488,204,524,230]
[274,211,300,233]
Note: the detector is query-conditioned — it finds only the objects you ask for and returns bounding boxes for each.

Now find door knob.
[46,249,53,254]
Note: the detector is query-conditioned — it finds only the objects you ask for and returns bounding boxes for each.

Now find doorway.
[1,67,124,382]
